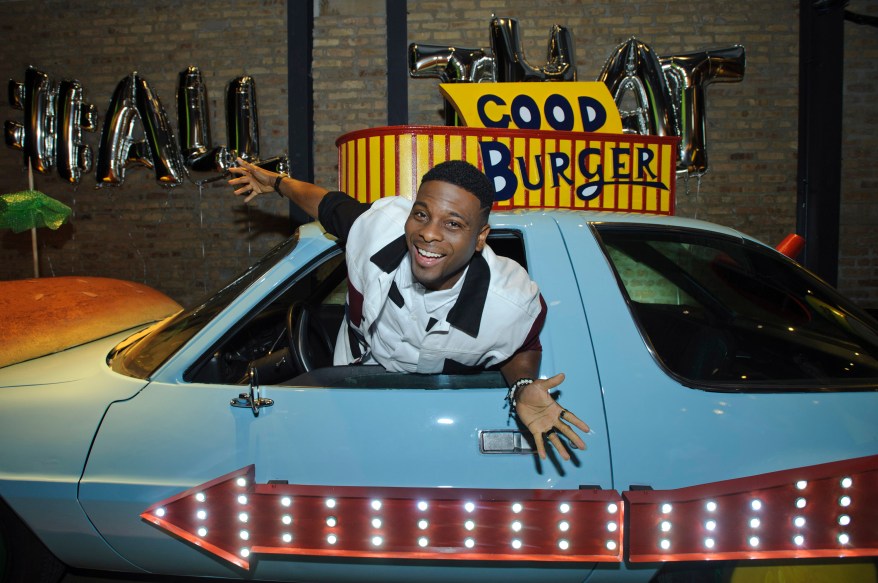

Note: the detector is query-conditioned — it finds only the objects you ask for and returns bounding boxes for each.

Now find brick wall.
[0,0,291,307]
[1,0,876,310]
[312,0,388,183]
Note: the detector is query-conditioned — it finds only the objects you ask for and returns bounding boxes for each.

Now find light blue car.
[2,209,877,583]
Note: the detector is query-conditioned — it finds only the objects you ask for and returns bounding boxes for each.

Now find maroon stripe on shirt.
[517,293,547,353]
[347,282,364,327]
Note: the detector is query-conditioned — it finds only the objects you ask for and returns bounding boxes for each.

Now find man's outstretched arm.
[228,157,328,219]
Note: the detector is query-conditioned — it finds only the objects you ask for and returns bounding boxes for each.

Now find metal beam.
[287,0,314,226]
[797,0,845,286]
[386,0,409,125]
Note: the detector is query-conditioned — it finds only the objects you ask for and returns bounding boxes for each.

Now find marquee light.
[142,456,878,571]
[624,454,878,562]
[142,465,625,570]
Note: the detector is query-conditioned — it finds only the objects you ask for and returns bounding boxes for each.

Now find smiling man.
[229,158,588,461]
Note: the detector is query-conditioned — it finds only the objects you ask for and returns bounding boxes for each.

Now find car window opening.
[596,225,878,392]
[184,230,526,388]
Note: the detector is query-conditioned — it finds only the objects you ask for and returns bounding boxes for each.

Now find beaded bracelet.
[506,378,534,409]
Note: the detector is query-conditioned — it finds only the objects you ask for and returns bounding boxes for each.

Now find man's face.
[404,180,490,291]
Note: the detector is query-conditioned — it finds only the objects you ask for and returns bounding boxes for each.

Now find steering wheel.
[286,301,336,373]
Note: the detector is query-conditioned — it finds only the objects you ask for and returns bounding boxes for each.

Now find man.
[229,158,588,461]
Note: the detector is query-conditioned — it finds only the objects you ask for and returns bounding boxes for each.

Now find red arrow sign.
[142,455,878,570]
[141,466,625,570]
[625,454,878,562]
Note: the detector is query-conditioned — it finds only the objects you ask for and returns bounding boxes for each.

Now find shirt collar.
[369,236,490,338]
[446,251,489,337]
[369,234,408,273]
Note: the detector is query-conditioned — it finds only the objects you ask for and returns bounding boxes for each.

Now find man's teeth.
[417,247,443,259]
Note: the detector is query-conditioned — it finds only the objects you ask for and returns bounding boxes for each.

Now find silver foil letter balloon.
[408,44,495,84]
[133,74,186,186]
[661,46,746,176]
[178,66,211,160]
[489,17,577,82]
[408,44,495,125]
[226,76,259,161]
[597,38,676,139]
[177,66,232,178]
[96,72,186,187]
[57,79,98,184]
[5,66,57,174]
[96,74,145,186]
[598,38,746,176]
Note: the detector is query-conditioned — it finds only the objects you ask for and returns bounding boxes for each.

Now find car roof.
[491,208,759,243]
[298,207,764,249]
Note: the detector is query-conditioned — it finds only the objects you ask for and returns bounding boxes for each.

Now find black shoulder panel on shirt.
[317,191,371,242]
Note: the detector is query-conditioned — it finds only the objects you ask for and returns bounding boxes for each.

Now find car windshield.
[109,235,299,379]
[596,224,878,391]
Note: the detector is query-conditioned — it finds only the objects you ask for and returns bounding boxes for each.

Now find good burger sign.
[336,82,678,215]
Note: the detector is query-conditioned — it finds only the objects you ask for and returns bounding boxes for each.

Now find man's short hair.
[421,160,495,219]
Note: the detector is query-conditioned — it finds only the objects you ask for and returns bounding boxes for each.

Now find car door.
[559,216,878,492]
[77,213,612,582]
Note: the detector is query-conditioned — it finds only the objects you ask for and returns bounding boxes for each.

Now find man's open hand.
[228,158,277,203]
[514,373,590,461]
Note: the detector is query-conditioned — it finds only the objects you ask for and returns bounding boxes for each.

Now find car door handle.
[230,368,274,417]
[478,430,534,454]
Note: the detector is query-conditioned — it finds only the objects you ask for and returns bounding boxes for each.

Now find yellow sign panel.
[439,82,623,134]
[336,126,677,215]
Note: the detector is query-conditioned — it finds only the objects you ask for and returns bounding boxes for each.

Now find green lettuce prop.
[0,190,71,233]
[0,190,72,277]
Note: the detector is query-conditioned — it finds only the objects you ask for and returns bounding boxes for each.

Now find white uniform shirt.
[324,195,546,374]
[367,255,467,373]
